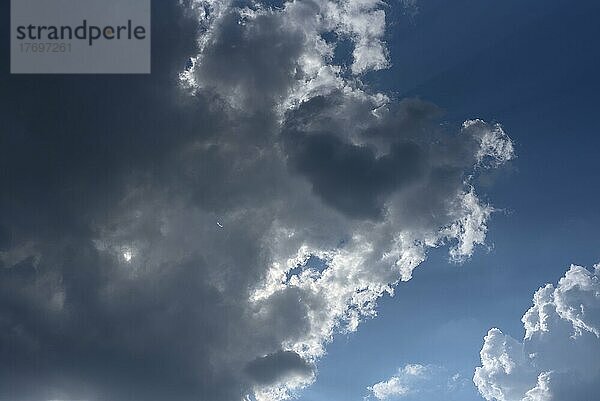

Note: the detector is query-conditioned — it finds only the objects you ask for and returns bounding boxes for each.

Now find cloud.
[474,264,600,401]
[0,1,514,401]
[245,350,314,385]
[367,364,470,401]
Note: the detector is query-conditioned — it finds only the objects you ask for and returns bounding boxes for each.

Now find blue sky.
[299,0,600,400]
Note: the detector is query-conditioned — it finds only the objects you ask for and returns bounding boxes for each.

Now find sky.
[302,1,600,400]
[1,1,599,401]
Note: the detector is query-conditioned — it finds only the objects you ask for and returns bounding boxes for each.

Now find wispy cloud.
[367,364,470,401]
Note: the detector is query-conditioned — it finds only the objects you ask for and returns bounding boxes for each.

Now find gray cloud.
[190,7,307,109]
[0,1,514,401]
[284,120,425,218]
[245,350,314,385]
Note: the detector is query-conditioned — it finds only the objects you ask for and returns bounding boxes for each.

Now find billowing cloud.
[0,1,513,401]
[367,364,470,401]
[474,264,600,401]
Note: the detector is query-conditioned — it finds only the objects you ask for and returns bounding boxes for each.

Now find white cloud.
[370,375,410,399]
[368,364,470,400]
[474,264,600,401]
[463,119,516,168]
[175,7,516,400]
[181,0,392,108]
[443,187,494,263]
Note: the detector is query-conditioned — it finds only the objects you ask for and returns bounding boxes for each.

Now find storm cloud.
[0,1,514,401]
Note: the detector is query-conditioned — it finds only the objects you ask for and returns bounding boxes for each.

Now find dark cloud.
[0,2,247,400]
[281,94,488,223]
[0,1,513,401]
[192,7,308,108]
[284,126,424,218]
[245,350,314,385]
[0,0,209,241]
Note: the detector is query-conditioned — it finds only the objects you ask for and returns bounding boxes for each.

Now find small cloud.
[367,364,469,400]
